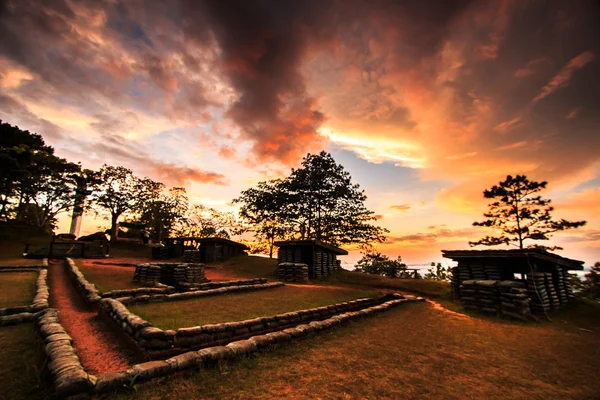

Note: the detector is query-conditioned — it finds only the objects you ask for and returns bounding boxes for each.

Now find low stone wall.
[188,278,268,290]
[277,263,309,283]
[36,308,97,397]
[101,284,176,299]
[65,258,102,304]
[31,293,423,397]
[92,293,422,394]
[116,281,284,306]
[100,293,406,359]
[0,268,49,323]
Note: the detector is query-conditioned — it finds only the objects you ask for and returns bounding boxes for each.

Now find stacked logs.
[485,265,502,281]
[553,266,568,305]
[277,263,309,283]
[133,264,162,284]
[183,250,202,263]
[450,267,460,297]
[470,264,487,280]
[526,273,551,314]
[460,280,500,314]
[498,281,532,320]
[543,272,561,310]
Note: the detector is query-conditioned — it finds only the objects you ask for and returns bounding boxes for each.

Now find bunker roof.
[442,249,584,270]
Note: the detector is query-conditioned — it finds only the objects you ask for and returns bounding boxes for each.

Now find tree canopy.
[234,151,388,256]
[353,252,413,278]
[469,175,586,250]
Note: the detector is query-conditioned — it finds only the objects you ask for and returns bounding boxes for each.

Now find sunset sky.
[1,0,599,268]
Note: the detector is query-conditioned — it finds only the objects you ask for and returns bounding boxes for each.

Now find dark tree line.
[234,151,388,257]
[0,121,238,243]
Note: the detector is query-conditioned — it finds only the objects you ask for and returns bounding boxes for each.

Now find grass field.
[106,301,600,400]
[75,260,144,293]
[0,271,37,308]
[129,285,379,330]
[0,324,49,400]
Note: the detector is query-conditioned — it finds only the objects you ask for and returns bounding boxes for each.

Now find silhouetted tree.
[354,252,410,278]
[469,175,586,250]
[233,179,293,258]
[234,151,388,253]
[581,262,600,299]
[89,165,145,242]
[177,203,239,240]
[424,262,451,281]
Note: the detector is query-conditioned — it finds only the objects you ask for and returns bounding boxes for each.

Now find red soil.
[47,260,139,375]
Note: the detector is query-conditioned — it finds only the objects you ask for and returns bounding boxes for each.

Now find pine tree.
[469,175,586,250]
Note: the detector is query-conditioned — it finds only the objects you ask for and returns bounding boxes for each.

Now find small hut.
[164,237,249,262]
[274,239,348,279]
[442,249,584,315]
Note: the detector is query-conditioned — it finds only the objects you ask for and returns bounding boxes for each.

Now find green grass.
[0,272,37,308]
[106,301,600,400]
[0,324,49,400]
[329,269,451,298]
[75,261,145,293]
[129,285,379,330]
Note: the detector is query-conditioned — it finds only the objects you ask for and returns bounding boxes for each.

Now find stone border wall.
[36,308,97,397]
[92,294,423,395]
[116,281,284,306]
[65,258,102,304]
[0,268,49,324]
[100,293,403,359]
[101,285,176,299]
[188,278,268,290]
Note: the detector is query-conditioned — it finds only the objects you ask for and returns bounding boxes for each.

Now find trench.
[47,260,139,375]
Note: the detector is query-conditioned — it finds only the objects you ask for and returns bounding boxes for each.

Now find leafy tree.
[27,156,81,229]
[89,165,145,242]
[469,175,586,250]
[581,262,600,299]
[424,262,451,281]
[233,179,293,258]
[354,252,411,278]
[234,151,387,253]
[176,204,239,239]
[136,182,189,242]
[0,120,55,220]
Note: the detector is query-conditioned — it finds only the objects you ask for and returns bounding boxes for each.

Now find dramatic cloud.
[533,51,596,103]
[1,0,599,264]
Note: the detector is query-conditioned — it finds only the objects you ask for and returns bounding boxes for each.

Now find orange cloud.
[389,204,411,213]
[533,51,595,103]
[154,164,229,187]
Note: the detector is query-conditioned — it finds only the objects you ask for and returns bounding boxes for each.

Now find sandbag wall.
[133,263,208,287]
[460,280,534,320]
[100,294,402,359]
[277,263,309,283]
[183,250,202,263]
[498,281,531,320]
[525,272,573,313]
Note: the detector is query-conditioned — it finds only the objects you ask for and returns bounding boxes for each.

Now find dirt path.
[48,260,139,375]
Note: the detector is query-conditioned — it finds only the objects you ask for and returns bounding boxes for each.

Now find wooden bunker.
[164,237,249,263]
[442,249,584,315]
[274,239,347,279]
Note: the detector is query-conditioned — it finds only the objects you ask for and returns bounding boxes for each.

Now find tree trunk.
[110,214,119,243]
